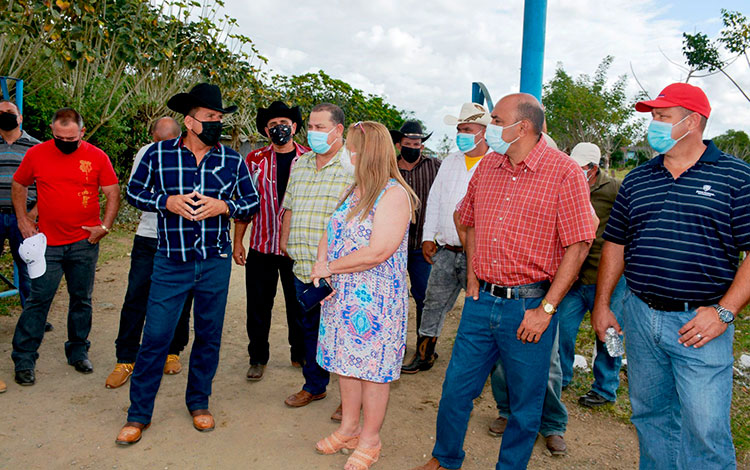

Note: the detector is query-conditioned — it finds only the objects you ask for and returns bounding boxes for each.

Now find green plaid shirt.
[283,148,353,280]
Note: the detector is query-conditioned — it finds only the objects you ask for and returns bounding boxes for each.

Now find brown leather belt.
[443,244,464,253]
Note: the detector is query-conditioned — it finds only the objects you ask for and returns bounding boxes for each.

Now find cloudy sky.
[225,0,750,147]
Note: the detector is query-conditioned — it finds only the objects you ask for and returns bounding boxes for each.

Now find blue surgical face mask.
[485,122,520,154]
[456,131,479,153]
[307,128,336,154]
[647,115,691,154]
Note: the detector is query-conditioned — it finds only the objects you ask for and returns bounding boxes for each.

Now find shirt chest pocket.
[208,167,235,196]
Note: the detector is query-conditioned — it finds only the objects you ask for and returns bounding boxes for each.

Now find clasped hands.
[166,191,228,221]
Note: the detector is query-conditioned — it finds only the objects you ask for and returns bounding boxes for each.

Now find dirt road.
[0,234,639,469]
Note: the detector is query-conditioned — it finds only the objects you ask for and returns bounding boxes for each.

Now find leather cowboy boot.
[401,336,438,374]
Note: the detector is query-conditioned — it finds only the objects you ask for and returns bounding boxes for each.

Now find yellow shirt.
[465,154,483,170]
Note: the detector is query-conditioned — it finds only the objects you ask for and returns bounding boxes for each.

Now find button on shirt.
[422,150,486,247]
[458,138,595,286]
[127,136,259,262]
[282,148,353,280]
[246,142,310,255]
[399,156,441,251]
[0,130,39,209]
[603,140,750,302]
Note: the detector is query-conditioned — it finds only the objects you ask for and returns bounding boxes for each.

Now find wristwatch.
[101,224,110,233]
[713,304,735,324]
[541,299,556,315]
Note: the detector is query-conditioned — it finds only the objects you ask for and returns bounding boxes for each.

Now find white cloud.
[226,0,749,145]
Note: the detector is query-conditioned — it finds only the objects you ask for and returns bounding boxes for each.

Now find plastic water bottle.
[605,327,625,357]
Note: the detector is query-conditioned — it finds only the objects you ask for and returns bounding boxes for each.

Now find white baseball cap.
[570,142,602,167]
[18,233,47,279]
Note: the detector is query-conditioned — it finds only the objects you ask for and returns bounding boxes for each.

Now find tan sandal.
[345,443,381,470]
[316,431,359,455]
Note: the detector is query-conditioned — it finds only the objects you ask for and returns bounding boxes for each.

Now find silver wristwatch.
[713,304,735,324]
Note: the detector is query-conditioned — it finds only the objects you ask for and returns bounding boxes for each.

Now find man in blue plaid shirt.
[116,83,259,445]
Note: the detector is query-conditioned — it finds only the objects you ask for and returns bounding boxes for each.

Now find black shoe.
[401,336,438,374]
[578,390,613,408]
[246,364,265,381]
[44,322,54,332]
[73,359,94,374]
[15,369,35,386]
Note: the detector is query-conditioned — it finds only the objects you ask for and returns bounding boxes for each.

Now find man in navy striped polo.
[0,100,37,308]
[592,82,750,470]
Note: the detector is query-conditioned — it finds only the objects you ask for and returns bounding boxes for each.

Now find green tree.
[542,56,646,168]
[2,0,411,179]
[713,129,750,162]
[267,71,409,143]
[682,9,749,103]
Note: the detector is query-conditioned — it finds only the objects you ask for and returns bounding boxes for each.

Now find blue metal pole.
[519,0,548,100]
[16,79,23,116]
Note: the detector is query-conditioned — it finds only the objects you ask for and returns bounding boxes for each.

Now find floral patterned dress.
[316,179,409,383]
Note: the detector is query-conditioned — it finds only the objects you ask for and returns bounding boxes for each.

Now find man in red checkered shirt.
[413,94,595,470]
[233,101,309,381]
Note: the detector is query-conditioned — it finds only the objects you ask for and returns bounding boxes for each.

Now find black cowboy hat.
[255,101,304,137]
[390,120,432,144]
[167,83,238,116]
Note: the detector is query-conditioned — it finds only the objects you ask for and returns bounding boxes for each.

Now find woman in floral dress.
[310,121,418,470]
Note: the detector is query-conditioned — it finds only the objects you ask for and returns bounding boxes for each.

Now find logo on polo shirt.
[696,184,715,197]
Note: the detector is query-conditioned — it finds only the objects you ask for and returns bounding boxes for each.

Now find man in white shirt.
[402,103,491,374]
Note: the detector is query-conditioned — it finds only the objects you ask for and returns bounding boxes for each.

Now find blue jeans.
[127,252,231,423]
[622,288,736,470]
[408,248,431,331]
[557,277,627,400]
[491,326,567,436]
[12,239,99,371]
[0,212,30,306]
[293,276,329,396]
[432,289,558,470]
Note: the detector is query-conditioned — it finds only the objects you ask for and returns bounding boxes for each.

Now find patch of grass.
[571,309,750,462]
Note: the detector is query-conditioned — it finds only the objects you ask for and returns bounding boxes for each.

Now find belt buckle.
[506,287,511,299]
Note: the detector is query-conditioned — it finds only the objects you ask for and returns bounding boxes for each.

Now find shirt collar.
[590,169,613,192]
[0,130,33,145]
[495,135,547,172]
[176,132,222,153]
[647,139,721,171]
[302,147,344,170]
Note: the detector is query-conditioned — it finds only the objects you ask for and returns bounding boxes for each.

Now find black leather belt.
[636,292,713,312]
[0,207,13,215]
[479,280,550,299]
[442,244,464,253]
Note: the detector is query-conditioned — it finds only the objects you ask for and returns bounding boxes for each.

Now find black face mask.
[268,124,293,146]
[54,137,80,154]
[194,120,223,147]
[0,112,19,131]
[400,146,421,163]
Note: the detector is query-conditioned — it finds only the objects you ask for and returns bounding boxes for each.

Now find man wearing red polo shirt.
[413,93,595,470]
[11,107,119,386]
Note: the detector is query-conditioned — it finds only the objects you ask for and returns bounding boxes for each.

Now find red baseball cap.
[635,83,711,118]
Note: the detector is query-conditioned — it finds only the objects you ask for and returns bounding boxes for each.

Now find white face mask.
[340,147,355,176]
